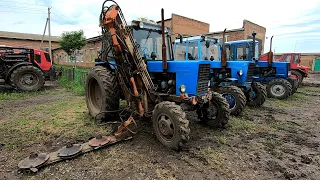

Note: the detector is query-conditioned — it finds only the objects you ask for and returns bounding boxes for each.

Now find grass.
[57,76,85,96]
[228,117,255,132]
[0,88,60,100]
[271,122,299,133]
[0,94,109,151]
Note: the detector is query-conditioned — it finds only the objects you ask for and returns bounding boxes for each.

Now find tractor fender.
[5,62,33,81]
[295,68,308,77]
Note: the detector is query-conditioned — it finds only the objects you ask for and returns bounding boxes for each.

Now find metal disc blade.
[57,144,82,158]
[88,136,111,147]
[18,153,49,169]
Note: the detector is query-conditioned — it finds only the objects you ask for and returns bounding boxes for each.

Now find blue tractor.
[85,2,230,150]
[173,32,267,116]
[225,32,294,100]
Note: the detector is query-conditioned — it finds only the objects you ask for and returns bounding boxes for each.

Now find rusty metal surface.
[57,143,82,159]
[88,135,111,147]
[18,153,49,172]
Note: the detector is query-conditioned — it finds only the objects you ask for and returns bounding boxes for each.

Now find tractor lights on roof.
[179,84,186,93]
[237,70,243,76]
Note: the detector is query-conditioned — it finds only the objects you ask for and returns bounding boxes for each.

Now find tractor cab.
[173,36,256,89]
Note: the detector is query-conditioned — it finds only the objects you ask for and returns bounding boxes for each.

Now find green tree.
[59,30,87,55]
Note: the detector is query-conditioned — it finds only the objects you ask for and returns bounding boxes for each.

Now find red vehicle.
[260,52,309,85]
[0,46,56,91]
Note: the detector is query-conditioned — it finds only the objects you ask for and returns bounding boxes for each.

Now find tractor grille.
[197,64,210,94]
[247,63,256,82]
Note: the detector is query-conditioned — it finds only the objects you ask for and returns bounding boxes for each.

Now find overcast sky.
[0,0,320,53]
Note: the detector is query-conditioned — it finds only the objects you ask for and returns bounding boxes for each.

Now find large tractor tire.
[216,86,246,116]
[196,91,230,128]
[85,66,120,121]
[245,82,267,108]
[10,65,45,91]
[291,70,303,86]
[266,78,292,100]
[152,101,190,150]
[288,77,298,95]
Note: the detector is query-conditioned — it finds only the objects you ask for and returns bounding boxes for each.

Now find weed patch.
[58,76,84,96]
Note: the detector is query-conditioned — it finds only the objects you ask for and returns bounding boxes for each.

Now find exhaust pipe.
[268,35,274,67]
[161,8,167,72]
[221,28,227,68]
[252,31,256,60]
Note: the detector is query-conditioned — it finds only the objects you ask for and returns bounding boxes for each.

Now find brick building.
[156,13,210,41]
[205,20,266,54]
[0,31,60,51]
[53,36,101,68]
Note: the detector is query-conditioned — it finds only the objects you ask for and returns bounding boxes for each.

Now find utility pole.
[40,18,48,49]
[48,7,52,61]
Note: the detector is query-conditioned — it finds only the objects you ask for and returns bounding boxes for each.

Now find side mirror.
[205,40,210,48]
[201,36,205,42]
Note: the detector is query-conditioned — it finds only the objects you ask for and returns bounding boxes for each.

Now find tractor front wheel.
[152,101,190,150]
[267,78,292,100]
[216,86,246,116]
[245,82,267,107]
[196,91,230,128]
[10,65,45,91]
[85,66,120,122]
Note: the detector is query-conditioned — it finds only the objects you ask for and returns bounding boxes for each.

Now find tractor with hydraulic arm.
[225,32,296,99]
[17,0,231,172]
[173,31,266,116]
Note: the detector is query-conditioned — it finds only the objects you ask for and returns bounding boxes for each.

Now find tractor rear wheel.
[245,82,267,108]
[85,66,120,122]
[152,101,190,150]
[267,78,292,99]
[10,65,45,91]
[291,70,303,86]
[288,77,298,95]
[216,86,246,116]
[196,91,230,128]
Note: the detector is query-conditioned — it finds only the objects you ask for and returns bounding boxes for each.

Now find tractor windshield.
[133,29,171,60]
[201,41,220,60]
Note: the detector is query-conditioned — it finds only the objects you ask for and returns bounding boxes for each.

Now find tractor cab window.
[236,43,249,60]
[133,28,171,61]
[226,44,234,60]
[283,55,291,62]
[44,53,51,63]
[254,43,259,59]
[35,54,41,63]
[174,42,187,60]
[294,54,300,64]
[201,41,220,60]
[187,41,198,60]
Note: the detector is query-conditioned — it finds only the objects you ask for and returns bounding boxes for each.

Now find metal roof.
[0,31,60,42]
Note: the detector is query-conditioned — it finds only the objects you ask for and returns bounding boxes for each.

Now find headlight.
[288,71,291,76]
[237,70,243,76]
[179,84,186,93]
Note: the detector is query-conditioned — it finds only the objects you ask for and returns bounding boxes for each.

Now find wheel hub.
[158,115,174,138]
[20,73,38,86]
[271,84,285,96]
[222,93,236,110]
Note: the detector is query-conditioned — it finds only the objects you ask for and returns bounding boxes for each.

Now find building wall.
[53,41,102,68]
[0,37,60,50]
[243,20,266,53]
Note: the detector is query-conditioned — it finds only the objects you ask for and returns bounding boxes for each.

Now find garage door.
[314,58,320,71]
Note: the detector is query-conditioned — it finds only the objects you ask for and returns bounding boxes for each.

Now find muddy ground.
[0,81,320,180]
